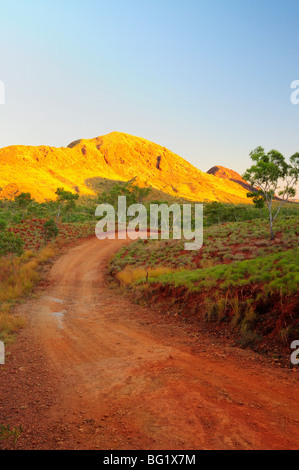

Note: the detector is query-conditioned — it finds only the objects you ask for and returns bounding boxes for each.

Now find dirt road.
[1,238,298,450]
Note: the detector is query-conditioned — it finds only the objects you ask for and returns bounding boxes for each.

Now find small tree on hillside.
[244,147,299,239]
[64,199,77,222]
[14,192,34,217]
[98,182,151,222]
[132,185,151,204]
[55,188,79,224]
[246,190,266,218]
[43,219,59,243]
[205,201,225,225]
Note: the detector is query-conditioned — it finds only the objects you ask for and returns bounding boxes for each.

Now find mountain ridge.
[0,131,252,203]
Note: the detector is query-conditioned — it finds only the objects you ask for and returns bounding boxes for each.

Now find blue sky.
[0,0,298,175]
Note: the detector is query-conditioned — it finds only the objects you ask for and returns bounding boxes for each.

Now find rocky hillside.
[0,132,252,202]
[207,165,254,193]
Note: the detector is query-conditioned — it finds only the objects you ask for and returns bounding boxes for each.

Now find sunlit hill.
[0,131,252,202]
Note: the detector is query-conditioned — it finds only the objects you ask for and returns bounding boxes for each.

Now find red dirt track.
[0,238,298,450]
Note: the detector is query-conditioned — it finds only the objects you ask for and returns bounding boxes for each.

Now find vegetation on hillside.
[111,213,299,352]
[107,148,298,356]
[0,176,298,358]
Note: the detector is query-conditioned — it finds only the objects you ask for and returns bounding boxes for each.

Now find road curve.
[4,237,299,450]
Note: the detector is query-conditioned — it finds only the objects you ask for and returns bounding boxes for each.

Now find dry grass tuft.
[117,266,182,286]
[0,313,26,344]
[0,245,56,342]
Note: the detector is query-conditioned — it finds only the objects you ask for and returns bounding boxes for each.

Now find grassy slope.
[110,215,299,352]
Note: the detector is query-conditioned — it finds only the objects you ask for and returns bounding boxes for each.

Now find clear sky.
[0,0,298,176]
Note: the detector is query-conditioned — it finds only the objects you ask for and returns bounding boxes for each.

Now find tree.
[0,231,24,258]
[64,199,77,222]
[244,147,299,239]
[98,182,151,221]
[230,204,245,222]
[133,185,151,204]
[247,190,265,218]
[55,188,79,223]
[43,219,59,242]
[14,192,33,211]
[205,201,225,225]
